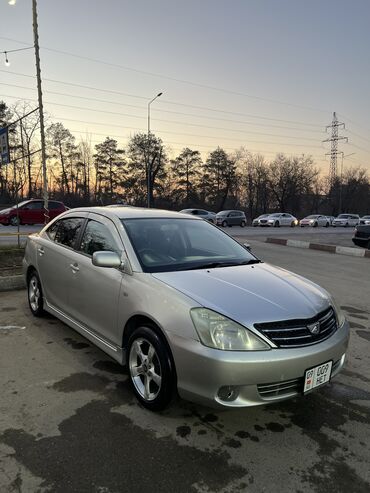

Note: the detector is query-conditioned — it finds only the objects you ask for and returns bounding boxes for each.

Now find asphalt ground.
[0,224,358,248]
[0,242,369,492]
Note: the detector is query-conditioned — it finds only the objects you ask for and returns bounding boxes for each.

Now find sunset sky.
[1,0,369,172]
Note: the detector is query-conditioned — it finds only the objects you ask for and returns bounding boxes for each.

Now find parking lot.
[0,241,369,492]
[0,223,358,249]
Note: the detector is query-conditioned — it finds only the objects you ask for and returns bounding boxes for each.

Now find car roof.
[64,206,197,220]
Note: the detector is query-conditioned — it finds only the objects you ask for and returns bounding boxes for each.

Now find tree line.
[1,100,369,217]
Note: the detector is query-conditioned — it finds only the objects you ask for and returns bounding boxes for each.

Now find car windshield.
[269,214,280,217]
[305,215,319,219]
[337,214,350,218]
[122,218,259,273]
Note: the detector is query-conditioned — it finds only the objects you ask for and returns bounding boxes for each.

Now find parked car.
[180,208,216,223]
[300,215,330,228]
[252,214,270,227]
[216,210,247,227]
[359,215,370,225]
[352,225,370,250]
[332,214,360,227]
[23,206,349,411]
[326,216,335,225]
[0,199,67,226]
[258,213,298,227]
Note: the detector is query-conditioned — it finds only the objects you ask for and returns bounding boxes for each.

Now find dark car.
[352,225,370,250]
[0,199,67,226]
[216,210,247,227]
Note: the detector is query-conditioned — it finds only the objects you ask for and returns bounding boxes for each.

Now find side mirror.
[92,251,122,268]
[243,242,251,251]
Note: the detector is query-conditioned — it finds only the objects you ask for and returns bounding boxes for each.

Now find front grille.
[258,377,303,399]
[254,307,337,348]
[260,219,267,224]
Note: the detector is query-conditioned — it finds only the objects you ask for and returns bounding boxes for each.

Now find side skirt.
[45,300,126,365]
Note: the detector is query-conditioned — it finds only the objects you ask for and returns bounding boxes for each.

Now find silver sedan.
[300,215,330,227]
[23,207,349,411]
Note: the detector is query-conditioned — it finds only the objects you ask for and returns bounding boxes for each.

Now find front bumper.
[168,320,349,408]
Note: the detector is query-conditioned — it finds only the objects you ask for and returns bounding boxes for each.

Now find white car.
[359,215,370,226]
[252,214,270,227]
[332,214,360,227]
[258,213,298,227]
[300,215,330,228]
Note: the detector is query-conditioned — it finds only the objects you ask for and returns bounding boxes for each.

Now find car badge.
[307,322,320,335]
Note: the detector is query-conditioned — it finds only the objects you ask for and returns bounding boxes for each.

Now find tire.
[367,240,370,251]
[325,222,329,228]
[10,216,20,226]
[345,222,348,228]
[240,220,246,227]
[274,221,280,227]
[313,222,318,228]
[27,270,45,317]
[128,326,176,411]
[222,220,227,227]
[291,221,296,228]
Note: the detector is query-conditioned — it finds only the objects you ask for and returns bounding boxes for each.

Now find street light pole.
[32,0,48,223]
[147,92,162,208]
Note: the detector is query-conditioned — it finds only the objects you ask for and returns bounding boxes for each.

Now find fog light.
[218,385,239,402]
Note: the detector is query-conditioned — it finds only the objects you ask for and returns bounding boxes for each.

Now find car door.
[67,214,125,346]
[36,215,85,315]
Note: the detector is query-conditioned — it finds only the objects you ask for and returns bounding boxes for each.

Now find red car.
[0,199,67,226]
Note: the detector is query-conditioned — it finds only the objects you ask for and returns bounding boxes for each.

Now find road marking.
[0,325,26,330]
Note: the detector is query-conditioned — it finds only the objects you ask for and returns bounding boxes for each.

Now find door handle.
[70,263,79,273]
[38,247,44,256]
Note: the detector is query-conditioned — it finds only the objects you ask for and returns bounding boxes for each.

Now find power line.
[0,36,331,114]
[0,69,324,129]
[0,81,325,134]
[0,93,324,144]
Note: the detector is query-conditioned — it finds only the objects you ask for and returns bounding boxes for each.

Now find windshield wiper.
[184,259,261,270]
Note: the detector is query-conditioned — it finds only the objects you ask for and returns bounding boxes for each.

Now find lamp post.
[339,152,355,213]
[147,92,162,208]
[9,0,48,223]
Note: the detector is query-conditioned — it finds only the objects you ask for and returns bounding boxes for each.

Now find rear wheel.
[9,216,20,226]
[128,326,175,411]
[27,271,45,317]
[240,220,246,227]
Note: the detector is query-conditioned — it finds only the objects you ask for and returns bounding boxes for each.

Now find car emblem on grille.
[307,322,320,335]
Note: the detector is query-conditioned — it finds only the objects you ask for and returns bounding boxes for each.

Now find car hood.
[152,263,330,328]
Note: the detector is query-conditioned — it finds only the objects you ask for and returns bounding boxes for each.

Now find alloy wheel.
[29,275,41,312]
[129,338,162,402]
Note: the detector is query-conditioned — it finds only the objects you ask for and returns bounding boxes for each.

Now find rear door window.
[54,218,84,249]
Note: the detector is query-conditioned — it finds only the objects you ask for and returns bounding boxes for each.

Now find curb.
[0,275,25,292]
[266,237,370,258]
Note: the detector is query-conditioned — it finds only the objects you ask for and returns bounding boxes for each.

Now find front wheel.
[27,271,45,317]
[274,221,280,227]
[313,222,318,228]
[128,326,175,411]
[291,221,296,227]
[325,222,330,228]
[222,220,227,227]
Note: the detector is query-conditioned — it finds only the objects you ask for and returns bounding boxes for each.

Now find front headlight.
[330,297,346,328]
[190,308,270,351]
